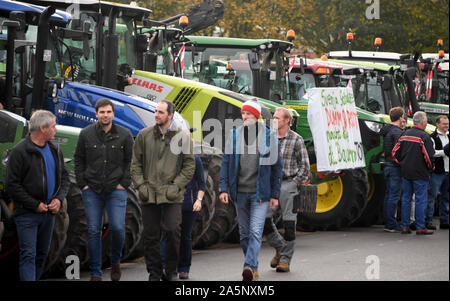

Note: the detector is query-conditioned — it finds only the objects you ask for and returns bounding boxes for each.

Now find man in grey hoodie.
[379,107,405,232]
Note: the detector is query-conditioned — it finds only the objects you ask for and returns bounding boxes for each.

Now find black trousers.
[141,203,182,279]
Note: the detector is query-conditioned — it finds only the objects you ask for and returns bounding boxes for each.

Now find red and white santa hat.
[241,98,261,119]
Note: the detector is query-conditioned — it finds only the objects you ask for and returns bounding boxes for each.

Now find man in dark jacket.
[74,99,134,281]
[393,111,435,235]
[380,107,405,232]
[5,110,69,281]
[426,115,449,230]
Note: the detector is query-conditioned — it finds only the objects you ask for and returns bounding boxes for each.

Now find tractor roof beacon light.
[179,15,189,31]
[286,29,296,43]
[374,37,382,52]
[321,55,328,61]
[439,50,445,59]
[347,32,354,57]
[437,39,443,50]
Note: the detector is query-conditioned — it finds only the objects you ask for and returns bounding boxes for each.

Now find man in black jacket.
[393,111,435,235]
[380,107,405,232]
[426,115,449,230]
[5,110,69,281]
[74,99,133,281]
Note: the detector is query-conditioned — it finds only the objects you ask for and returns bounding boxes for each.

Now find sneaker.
[270,251,281,268]
[242,267,253,281]
[416,228,434,235]
[401,227,412,234]
[178,272,189,280]
[425,223,436,230]
[409,223,416,231]
[276,261,290,273]
[384,226,402,233]
[440,223,449,229]
[90,276,102,281]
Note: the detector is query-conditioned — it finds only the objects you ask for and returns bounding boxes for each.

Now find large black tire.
[43,174,89,277]
[351,173,385,227]
[43,198,69,275]
[193,154,237,249]
[0,199,20,280]
[121,187,143,261]
[192,174,216,246]
[297,168,369,231]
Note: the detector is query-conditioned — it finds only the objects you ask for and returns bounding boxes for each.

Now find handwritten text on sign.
[307,88,365,172]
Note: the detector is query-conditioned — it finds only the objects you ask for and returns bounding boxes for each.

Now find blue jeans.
[82,188,127,277]
[161,210,198,273]
[401,179,428,229]
[383,166,402,229]
[426,172,449,224]
[14,212,55,281]
[236,192,269,271]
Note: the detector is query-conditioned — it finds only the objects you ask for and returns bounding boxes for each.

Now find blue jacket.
[219,123,282,202]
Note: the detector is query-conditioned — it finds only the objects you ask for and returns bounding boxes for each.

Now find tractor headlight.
[364,120,383,133]
[52,83,58,98]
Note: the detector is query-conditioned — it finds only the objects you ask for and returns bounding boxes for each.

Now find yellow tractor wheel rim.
[311,164,344,213]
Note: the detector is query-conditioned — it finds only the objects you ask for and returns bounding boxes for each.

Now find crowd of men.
[383,107,449,234]
[3,99,447,281]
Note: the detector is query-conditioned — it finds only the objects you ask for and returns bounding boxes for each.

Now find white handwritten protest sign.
[307,88,365,172]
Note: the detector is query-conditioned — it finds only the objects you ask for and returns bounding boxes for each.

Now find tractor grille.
[173,87,199,113]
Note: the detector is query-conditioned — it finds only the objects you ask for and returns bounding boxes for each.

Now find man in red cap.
[219,99,282,281]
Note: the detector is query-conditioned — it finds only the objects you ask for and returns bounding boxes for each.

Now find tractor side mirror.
[82,21,91,60]
[248,52,260,71]
[382,74,392,90]
[136,34,148,53]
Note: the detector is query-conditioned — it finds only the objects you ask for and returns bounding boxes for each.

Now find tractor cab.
[0,0,72,117]
[166,35,294,103]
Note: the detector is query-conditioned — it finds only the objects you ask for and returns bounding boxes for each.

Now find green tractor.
[327,35,448,124]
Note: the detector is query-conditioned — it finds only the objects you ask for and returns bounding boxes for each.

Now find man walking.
[393,111,435,235]
[263,107,310,273]
[131,100,195,281]
[74,99,134,281]
[5,110,69,281]
[380,107,405,232]
[219,99,282,281]
[426,115,449,230]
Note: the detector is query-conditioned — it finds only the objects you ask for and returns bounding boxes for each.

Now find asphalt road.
[48,220,449,282]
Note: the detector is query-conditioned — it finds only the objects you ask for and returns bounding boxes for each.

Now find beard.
[156,116,169,127]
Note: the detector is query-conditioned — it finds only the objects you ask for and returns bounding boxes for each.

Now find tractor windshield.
[181,47,254,95]
[288,70,316,100]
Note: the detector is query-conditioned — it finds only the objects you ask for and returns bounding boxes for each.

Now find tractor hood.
[125,70,300,119]
[56,81,190,136]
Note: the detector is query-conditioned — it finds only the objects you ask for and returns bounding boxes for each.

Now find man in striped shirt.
[264,107,310,273]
